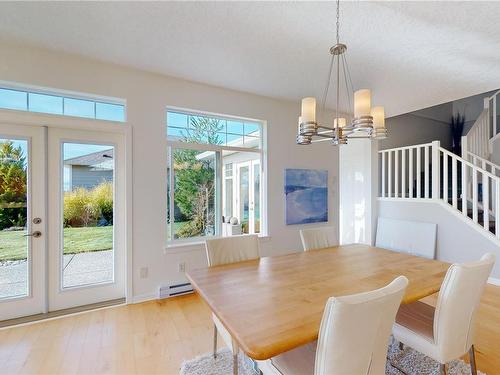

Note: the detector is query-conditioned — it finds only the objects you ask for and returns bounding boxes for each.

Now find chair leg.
[233,352,238,375]
[469,345,478,375]
[213,323,218,359]
[232,339,239,375]
[440,363,447,375]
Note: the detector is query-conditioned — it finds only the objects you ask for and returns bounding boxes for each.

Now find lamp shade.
[301,97,316,123]
[371,106,385,129]
[354,89,371,118]
[334,117,346,128]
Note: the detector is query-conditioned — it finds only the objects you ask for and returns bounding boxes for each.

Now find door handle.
[24,231,42,238]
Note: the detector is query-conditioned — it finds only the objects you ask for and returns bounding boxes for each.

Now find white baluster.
[416,147,421,198]
[483,172,490,230]
[381,152,386,197]
[402,148,406,198]
[472,168,478,223]
[431,141,440,200]
[424,146,429,198]
[388,151,392,198]
[395,149,399,198]
[496,179,500,239]
[462,161,467,216]
[409,147,413,198]
[452,157,458,209]
[443,152,448,203]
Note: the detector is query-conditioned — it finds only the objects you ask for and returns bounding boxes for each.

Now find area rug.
[180,336,485,375]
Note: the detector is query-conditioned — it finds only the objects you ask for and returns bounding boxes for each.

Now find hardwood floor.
[0,285,499,375]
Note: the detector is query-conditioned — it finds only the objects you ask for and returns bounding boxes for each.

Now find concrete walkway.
[0,250,113,299]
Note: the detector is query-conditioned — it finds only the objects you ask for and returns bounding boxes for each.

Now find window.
[167,110,264,242]
[0,86,125,122]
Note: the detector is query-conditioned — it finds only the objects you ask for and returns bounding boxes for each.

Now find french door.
[236,160,260,234]
[0,123,126,321]
[0,124,46,320]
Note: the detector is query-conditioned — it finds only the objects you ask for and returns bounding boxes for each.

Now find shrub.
[63,182,113,227]
[64,187,97,227]
[91,182,113,225]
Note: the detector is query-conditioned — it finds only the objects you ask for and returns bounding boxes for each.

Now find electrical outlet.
[140,267,148,279]
[178,262,186,273]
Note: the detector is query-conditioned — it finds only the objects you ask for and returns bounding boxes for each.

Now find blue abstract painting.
[285,168,328,225]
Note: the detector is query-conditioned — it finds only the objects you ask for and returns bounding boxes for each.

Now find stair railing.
[462,89,500,163]
[379,140,500,239]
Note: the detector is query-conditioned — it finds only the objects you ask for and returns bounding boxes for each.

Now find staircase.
[378,90,500,242]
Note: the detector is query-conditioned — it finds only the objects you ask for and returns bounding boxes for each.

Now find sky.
[0,138,112,161]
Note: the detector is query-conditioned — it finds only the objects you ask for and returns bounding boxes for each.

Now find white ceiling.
[0,1,499,117]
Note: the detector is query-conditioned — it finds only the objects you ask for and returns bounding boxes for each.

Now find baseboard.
[488,277,500,286]
[131,292,157,304]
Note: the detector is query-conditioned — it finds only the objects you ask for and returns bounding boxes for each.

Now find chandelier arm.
[321,53,335,111]
[335,54,340,130]
[341,53,352,116]
[342,51,355,94]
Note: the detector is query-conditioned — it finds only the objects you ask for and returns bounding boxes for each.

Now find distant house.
[64,149,114,191]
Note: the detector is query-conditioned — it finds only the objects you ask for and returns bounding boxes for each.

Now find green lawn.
[0,226,113,261]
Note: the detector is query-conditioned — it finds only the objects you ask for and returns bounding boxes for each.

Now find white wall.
[0,41,339,301]
[378,200,500,279]
[379,113,452,151]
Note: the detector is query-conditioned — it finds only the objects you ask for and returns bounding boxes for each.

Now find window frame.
[166,107,267,246]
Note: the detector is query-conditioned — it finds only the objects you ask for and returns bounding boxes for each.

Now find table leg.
[232,338,239,375]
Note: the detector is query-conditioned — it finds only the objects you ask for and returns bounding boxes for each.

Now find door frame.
[0,109,133,313]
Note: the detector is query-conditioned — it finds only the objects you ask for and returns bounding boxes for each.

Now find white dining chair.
[393,253,495,375]
[268,276,409,375]
[204,235,260,368]
[299,226,338,251]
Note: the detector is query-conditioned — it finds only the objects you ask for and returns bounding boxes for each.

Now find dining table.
[186,243,450,374]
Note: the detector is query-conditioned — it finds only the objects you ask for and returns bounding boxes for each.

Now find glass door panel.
[238,164,250,234]
[48,128,125,311]
[0,124,45,321]
[0,138,29,299]
[253,162,261,234]
[62,142,115,288]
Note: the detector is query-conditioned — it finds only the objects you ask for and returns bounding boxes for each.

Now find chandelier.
[297,0,387,146]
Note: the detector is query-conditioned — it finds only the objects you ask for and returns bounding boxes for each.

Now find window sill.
[165,234,271,254]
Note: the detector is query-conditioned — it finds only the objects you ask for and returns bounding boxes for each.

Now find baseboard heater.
[158,282,194,299]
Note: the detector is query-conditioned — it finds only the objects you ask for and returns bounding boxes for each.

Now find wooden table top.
[186,244,450,360]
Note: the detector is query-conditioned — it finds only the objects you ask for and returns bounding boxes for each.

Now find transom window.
[0,86,125,122]
[167,110,265,243]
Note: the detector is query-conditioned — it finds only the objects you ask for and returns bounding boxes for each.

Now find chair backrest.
[375,217,437,259]
[205,234,260,267]
[300,226,338,251]
[314,276,408,375]
[433,253,495,361]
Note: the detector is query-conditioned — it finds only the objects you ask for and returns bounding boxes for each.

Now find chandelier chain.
[336,0,340,44]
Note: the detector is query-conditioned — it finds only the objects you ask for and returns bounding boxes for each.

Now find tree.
[0,141,27,229]
[173,116,222,237]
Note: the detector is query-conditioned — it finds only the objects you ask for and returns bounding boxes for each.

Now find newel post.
[432,141,440,200]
